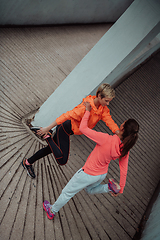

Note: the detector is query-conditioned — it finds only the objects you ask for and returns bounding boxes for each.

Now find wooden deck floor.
[0,25,160,240]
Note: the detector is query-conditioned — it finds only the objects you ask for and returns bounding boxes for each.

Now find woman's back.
[81,124,125,176]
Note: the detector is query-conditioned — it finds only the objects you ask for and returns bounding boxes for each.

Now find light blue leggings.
[51,168,109,214]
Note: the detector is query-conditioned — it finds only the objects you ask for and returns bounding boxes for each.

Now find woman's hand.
[83,101,92,112]
[37,127,49,137]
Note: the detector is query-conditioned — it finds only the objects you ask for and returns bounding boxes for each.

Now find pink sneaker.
[108,178,121,194]
[43,200,55,220]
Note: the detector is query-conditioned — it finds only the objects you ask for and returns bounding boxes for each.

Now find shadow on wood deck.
[0,25,160,240]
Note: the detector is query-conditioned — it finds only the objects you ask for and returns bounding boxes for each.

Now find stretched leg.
[46,120,73,165]
[50,169,105,214]
[27,145,52,164]
[22,120,73,178]
[85,174,109,195]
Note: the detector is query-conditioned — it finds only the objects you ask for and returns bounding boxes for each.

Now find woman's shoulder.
[83,95,95,101]
[102,133,118,143]
[102,133,119,140]
[112,134,121,143]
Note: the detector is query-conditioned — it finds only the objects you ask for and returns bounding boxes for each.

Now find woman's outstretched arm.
[79,102,107,145]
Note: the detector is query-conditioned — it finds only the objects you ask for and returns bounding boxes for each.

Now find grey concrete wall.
[0,0,133,25]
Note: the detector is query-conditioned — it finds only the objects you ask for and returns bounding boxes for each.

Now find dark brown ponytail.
[120,119,139,158]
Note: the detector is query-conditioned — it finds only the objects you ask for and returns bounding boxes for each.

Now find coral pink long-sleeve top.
[79,111,129,193]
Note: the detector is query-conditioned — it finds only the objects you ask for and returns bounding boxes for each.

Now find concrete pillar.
[32,0,160,128]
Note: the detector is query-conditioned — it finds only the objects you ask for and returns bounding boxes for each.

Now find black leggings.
[28,120,73,165]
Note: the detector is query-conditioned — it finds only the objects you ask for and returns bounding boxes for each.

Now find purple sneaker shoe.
[43,200,55,220]
[108,178,121,194]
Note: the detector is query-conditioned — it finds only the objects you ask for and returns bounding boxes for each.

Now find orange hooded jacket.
[56,95,119,135]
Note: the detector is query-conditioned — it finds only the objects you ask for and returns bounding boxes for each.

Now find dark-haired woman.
[43,102,139,220]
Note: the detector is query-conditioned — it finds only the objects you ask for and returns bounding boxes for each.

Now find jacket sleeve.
[101,108,119,133]
[56,102,86,125]
[118,153,129,193]
[79,111,107,145]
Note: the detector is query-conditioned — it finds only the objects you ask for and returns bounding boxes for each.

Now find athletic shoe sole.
[30,127,41,133]
[21,159,35,179]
